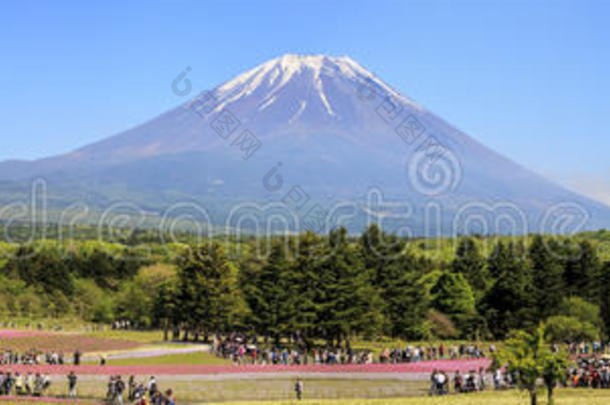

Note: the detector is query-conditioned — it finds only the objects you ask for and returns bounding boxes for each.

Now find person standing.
[128,375,136,401]
[164,388,175,405]
[4,371,14,396]
[294,378,303,400]
[34,373,44,397]
[115,375,126,405]
[148,376,158,398]
[73,350,81,366]
[26,372,34,395]
[67,371,77,399]
[15,372,24,395]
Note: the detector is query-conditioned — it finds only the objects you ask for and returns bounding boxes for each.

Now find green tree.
[359,224,429,339]
[528,236,564,319]
[484,241,534,338]
[494,324,569,405]
[246,240,292,342]
[431,271,476,335]
[600,262,610,336]
[284,232,325,351]
[317,228,383,345]
[452,238,488,302]
[545,315,598,342]
[557,296,602,330]
[177,243,245,341]
[562,240,601,301]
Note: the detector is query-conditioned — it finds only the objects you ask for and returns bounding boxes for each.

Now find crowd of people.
[0,371,52,396]
[212,334,490,366]
[2,326,610,403]
[567,356,610,388]
[379,343,490,363]
[0,349,72,365]
[429,368,492,396]
[428,353,610,396]
[66,372,176,404]
[103,375,175,405]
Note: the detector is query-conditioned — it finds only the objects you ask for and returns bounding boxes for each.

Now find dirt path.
[82,344,210,362]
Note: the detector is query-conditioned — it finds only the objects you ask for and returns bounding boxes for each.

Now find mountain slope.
[1,54,609,235]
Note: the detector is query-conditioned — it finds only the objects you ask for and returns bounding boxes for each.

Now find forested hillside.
[0,223,608,343]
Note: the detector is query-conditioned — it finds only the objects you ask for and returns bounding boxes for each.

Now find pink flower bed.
[0,330,50,339]
[0,359,490,376]
[0,330,141,352]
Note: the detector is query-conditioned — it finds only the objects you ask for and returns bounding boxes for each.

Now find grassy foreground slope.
[212,389,610,405]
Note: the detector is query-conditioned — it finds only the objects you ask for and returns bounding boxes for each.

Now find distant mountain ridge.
[1,54,608,235]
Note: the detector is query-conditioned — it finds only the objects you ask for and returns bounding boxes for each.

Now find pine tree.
[452,237,488,303]
[599,261,610,336]
[246,241,292,342]
[528,235,565,319]
[562,240,601,301]
[431,271,476,335]
[177,243,244,341]
[360,224,429,339]
[484,241,533,338]
[284,232,324,349]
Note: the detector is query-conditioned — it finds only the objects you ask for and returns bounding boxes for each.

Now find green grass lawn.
[39,378,429,403]
[106,350,231,366]
[3,381,609,404]
[209,389,610,405]
[83,328,166,344]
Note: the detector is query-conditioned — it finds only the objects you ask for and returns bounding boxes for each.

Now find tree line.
[0,225,609,344]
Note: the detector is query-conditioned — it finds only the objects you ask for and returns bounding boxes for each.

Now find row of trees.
[0,226,608,344]
[147,226,610,344]
[453,234,610,339]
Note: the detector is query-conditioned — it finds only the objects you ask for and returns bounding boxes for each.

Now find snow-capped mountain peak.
[212,54,420,121]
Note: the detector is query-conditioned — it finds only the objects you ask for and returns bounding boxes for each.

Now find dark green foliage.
[452,238,488,302]
[6,245,74,297]
[528,236,565,319]
[316,228,383,344]
[431,272,476,331]
[177,243,244,338]
[0,228,606,342]
[484,241,534,338]
[562,240,601,301]
[245,240,292,341]
[599,262,610,336]
[360,224,429,339]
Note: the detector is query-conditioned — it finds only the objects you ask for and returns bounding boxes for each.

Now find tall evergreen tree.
[177,243,244,341]
[562,240,601,301]
[599,261,610,336]
[317,227,383,345]
[484,241,534,338]
[360,224,429,339]
[243,241,291,342]
[528,235,565,319]
[431,271,476,335]
[452,237,488,303]
[284,232,324,349]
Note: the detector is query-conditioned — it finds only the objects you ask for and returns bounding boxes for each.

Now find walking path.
[82,345,210,362]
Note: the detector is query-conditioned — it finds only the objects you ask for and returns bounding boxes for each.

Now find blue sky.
[1,0,609,203]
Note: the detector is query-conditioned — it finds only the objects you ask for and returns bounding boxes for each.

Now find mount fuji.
[1,54,609,235]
